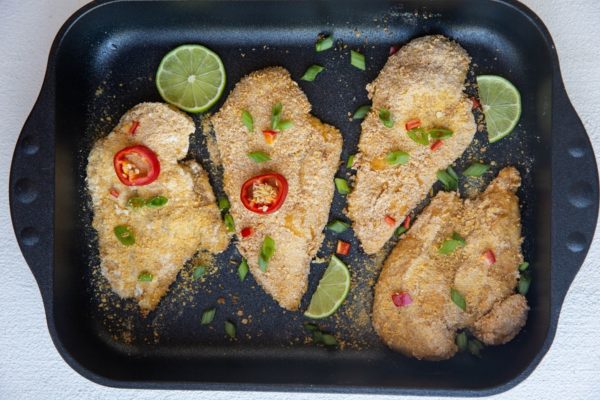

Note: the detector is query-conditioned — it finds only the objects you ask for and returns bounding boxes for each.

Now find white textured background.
[1,1,599,399]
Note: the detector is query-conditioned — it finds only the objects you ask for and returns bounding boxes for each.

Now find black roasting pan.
[9,0,599,395]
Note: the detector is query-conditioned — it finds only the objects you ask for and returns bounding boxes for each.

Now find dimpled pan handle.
[9,74,55,302]
[552,74,599,309]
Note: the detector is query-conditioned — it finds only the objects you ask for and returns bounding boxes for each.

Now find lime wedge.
[304,255,350,319]
[476,75,522,143]
[156,44,226,113]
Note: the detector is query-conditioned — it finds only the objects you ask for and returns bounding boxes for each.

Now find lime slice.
[304,255,351,319]
[476,75,522,143]
[156,44,226,113]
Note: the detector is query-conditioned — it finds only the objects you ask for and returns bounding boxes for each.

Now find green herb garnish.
[379,108,394,128]
[259,235,276,272]
[201,308,216,325]
[451,288,466,311]
[385,150,409,166]
[350,50,366,70]
[437,168,458,191]
[271,102,283,129]
[127,197,145,208]
[193,266,206,281]
[439,232,466,254]
[428,128,454,140]
[447,166,459,181]
[334,178,350,195]
[518,272,531,295]
[225,320,236,338]
[327,220,350,233]
[146,195,168,208]
[114,225,135,246]
[301,65,325,81]
[247,151,271,163]
[316,35,334,52]
[238,258,249,282]
[241,110,253,132]
[224,213,235,232]
[346,154,355,169]
[463,162,490,177]
[456,331,468,351]
[138,271,153,282]
[218,197,230,212]
[352,105,371,120]
[519,262,529,271]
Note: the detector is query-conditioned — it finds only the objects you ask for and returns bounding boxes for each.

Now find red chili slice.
[129,121,140,135]
[263,130,277,144]
[109,188,120,198]
[240,173,288,214]
[241,227,254,238]
[471,97,481,110]
[336,240,350,256]
[389,44,401,56]
[430,139,443,151]
[405,118,421,131]
[483,249,496,265]
[403,216,411,229]
[384,215,396,226]
[113,145,160,186]
[392,292,413,307]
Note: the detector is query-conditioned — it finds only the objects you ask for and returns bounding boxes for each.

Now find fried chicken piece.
[211,67,343,310]
[87,103,229,314]
[348,35,477,254]
[372,167,528,360]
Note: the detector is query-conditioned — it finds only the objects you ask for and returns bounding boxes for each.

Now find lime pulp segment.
[476,75,522,143]
[304,255,351,319]
[156,44,226,113]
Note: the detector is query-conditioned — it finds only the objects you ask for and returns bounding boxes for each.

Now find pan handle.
[9,82,55,301]
[551,79,599,308]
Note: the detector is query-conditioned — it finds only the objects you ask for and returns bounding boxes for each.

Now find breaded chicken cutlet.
[348,35,477,254]
[87,102,229,314]
[211,67,343,310]
[372,167,528,360]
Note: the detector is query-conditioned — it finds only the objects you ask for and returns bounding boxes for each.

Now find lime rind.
[476,75,522,143]
[156,44,226,113]
[304,255,351,319]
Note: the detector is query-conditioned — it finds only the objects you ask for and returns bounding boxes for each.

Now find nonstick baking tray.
[9,0,599,395]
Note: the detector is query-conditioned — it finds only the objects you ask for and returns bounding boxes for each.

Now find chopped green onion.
[327,220,350,233]
[456,331,468,351]
[146,195,168,208]
[406,128,429,145]
[301,65,325,81]
[452,232,466,245]
[346,154,355,169]
[428,128,453,140]
[350,50,366,70]
[126,197,145,208]
[238,258,249,282]
[447,166,459,181]
[193,266,206,281]
[518,272,531,295]
[218,197,230,212]
[259,235,275,272]
[468,339,484,358]
[201,308,216,325]
[334,178,350,195]
[379,108,394,128]
[437,169,458,191]
[114,225,135,246]
[439,232,465,254]
[451,288,466,311]
[241,110,253,132]
[385,150,409,166]
[463,162,490,177]
[352,105,371,120]
[247,151,271,163]
[304,322,319,332]
[519,262,529,271]
[276,120,294,131]
[225,320,236,338]
[395,226,407,236]
[224,213,235,232]
[312,330,324,343]
[316,35,334,52]
[271,102,283,129]
[321,333,338,346]
[138,271,153,282]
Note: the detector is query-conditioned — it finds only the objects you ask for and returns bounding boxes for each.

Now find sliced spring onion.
[447,166,459,181]
[463,162,490,177]
[301,65,325,81]
[437,169,458,191]
[379,108,394,128]
[519,262,530,271]
[316,35,334,52]
[428,128,454,140]
[114,225,135,246]
[224,320,236,338]
[456,331,468,351]
[334,178,350,195]
[238,258,249,282]
[259,235,275,272]
[327,220,350,233]
[304,322,319,332]
[395,226,407,236]
[439,232,465,254]
[276,120,294,131]
[127,197,145,208]
[346,154,355,169]
[247,151,271,163]
[224,213,235,232]
[138,271,153,282]
[241,110,253,132]
[452,232,466,245]
[385,150,409,166]
[193,266,206,281]
[146,195,168,208]
[350,50,366,70]
[271,102,283,129]
[519,272,531,295]
[406,128,429,145]
[352,105,371,120]
[218,197,230,212]
[451,288,467,311]
[201,308,216,325]
[321,333,338,346]
[468,339,484,357]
